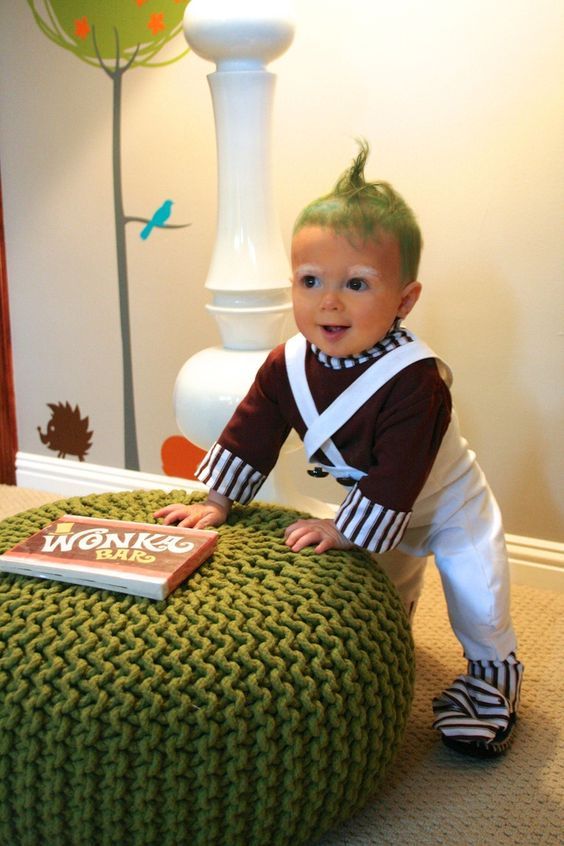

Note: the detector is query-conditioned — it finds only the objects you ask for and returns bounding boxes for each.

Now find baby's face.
[291,225,421,357]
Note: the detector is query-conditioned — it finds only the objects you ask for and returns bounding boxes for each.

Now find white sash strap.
[284,334,317,431]
[284,335,353,473]
[284,333,442,471]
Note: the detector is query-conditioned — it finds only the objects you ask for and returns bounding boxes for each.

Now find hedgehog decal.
[38,403,93,461]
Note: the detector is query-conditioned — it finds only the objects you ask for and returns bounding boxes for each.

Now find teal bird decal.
[140,200,173,240]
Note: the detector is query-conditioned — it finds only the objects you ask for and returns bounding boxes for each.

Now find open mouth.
[321,325,349,334]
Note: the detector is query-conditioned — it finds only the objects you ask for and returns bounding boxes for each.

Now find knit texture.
[0,490,415,846]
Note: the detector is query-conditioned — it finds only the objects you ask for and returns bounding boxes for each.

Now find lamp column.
[176,1,332,511]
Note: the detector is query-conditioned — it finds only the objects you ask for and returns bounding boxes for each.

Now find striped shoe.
[432,653,524,758]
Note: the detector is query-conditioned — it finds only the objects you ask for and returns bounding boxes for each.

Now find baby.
[156,142,523,757]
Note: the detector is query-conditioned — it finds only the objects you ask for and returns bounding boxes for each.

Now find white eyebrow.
[349,265,381,280]
[293,263,321,276]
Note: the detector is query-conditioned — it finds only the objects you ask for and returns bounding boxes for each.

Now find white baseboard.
[15,451,564,592]
[15,451,206,497]
[505,534,564,593]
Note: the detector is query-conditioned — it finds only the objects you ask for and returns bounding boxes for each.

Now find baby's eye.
[347,277,368,291]
[301,275,321,289]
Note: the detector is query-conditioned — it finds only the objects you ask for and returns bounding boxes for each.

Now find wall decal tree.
[27,0,191,470]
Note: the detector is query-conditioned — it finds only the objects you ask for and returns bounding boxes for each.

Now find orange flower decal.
[74,17,90,40]
[148,13,166,35]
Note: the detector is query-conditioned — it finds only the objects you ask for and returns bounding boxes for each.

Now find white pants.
[375,548,428,623]
[376,483,517,662]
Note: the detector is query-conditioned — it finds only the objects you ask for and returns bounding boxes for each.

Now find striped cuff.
[335,487,411,553]
[196,443,266,505]
[468,653,524,714]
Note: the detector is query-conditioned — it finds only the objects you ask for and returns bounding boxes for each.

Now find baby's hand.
[284,518,354,554]
[154,493,230,530]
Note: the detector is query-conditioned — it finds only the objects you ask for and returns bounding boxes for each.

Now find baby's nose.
[321,291,343,309]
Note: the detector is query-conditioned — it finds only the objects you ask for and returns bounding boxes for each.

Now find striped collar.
[311,325,414,370]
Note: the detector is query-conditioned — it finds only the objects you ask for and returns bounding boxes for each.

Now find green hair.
[293,141,422,284]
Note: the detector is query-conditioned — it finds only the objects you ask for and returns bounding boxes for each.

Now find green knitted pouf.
[0,490,415,846]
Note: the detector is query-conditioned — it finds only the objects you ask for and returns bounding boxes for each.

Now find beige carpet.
[0,484,562,845]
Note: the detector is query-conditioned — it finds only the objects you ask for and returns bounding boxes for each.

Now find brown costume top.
[196,327,452,552]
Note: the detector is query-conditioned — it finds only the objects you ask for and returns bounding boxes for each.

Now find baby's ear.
[397,281,422,318]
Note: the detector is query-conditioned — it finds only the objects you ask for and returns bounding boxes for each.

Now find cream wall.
[1,1,562,542]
